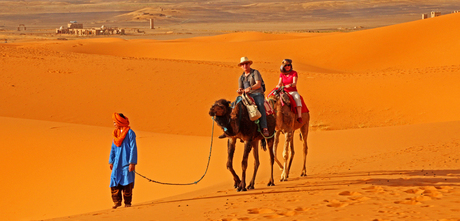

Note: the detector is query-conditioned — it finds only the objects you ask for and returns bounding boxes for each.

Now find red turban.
[112,113,131,147]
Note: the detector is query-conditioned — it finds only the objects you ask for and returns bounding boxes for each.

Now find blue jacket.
[109,129,138,187]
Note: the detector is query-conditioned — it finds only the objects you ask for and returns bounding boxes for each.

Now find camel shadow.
[136,169,460,208]
[287,169,460,188]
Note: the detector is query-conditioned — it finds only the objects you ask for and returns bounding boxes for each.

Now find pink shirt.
[280,71,298,92]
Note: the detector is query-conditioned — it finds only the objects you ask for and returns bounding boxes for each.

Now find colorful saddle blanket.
[285,93,309,114]
[267,88,309,114]
[232,96,275,116]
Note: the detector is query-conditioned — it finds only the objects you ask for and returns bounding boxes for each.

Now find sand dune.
[2,13,460,134]
[3,117,459,221]
[1,8,460,221]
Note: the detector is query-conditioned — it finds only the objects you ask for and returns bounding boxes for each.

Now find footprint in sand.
[422,189,443,198]
[363,186,385,192]
[247,208,276,214]
[348,196,371,202]
[436,186,454,193]
[421,186,438,191]
[405,188,424,194]
[411,195,432,201]
[282,210,298,216]
[394,199,422,205]
[263,214,283,219]
[339,191,362,196]
[262,210,298,219]
[295,207,313,211]
[218,218,254,221]
[325,199,349,208]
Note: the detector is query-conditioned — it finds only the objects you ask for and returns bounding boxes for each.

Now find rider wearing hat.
[237,57,270,137]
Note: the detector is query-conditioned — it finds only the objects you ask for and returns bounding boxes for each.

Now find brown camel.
[266,88,310,181]
[209,98,276,191]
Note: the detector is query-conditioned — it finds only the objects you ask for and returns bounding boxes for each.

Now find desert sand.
[1,1,460,220]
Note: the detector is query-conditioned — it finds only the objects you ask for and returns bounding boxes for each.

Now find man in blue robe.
[109,113,138,208]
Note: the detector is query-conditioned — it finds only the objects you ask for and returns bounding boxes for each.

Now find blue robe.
[109,129,138,187]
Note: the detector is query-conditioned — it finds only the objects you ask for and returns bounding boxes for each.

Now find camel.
[209,98,276,191]
[266,88,310,181]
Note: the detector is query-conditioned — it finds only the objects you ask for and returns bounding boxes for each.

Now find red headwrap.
[112,112,131,147]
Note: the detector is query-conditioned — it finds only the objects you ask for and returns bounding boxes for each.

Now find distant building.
[17,24,26,31]
[68,23,83,29]
[431,11,441,18]
[150,19,154,29]
[421,11,453,20]
[56,23,125,36]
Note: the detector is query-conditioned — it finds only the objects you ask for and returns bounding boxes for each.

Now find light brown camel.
[209,98,277,191]
[267,88,310,181]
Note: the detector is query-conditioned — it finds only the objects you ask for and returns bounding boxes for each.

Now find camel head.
[267,88,291,106]
[209,99,232,117]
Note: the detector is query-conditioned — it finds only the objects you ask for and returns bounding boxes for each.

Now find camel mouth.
[209,104,222,117]
[210,100,229,117]
[208,107,217,117]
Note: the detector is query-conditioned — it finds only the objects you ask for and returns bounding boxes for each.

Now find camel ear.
[226,101,231,107]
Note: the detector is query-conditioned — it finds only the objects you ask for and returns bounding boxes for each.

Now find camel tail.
[300,133,303,141]
[261,139,267,151]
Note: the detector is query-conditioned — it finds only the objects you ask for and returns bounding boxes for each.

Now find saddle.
[233,95,275,117]
[267,87,309,115]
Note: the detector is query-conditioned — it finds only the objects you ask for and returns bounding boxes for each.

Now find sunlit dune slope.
[1,13,460,135]
[45,13,460,72]
[2,116,459,221]
[0,116,229,221]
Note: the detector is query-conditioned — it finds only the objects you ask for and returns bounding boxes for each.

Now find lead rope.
[134,117,215,185]
[255,119,276,139]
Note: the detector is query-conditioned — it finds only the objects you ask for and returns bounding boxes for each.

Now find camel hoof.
[300,173,307,177]
[237,187,247,192]
[267,182,275,186]
[247,185,254,190]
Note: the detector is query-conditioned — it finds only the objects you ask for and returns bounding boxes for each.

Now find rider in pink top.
[276,59,303,123]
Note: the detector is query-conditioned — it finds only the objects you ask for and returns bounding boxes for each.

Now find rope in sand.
[134,117,215,185]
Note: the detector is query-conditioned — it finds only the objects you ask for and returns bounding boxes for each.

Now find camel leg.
[280,132,293,182]
[238,141,252,192]
[273,130,284,170]
[247,140,260,190]
[226,138,241,188]
[266,137,276,186]
[287,133,295,179]
[300,113,310,177]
